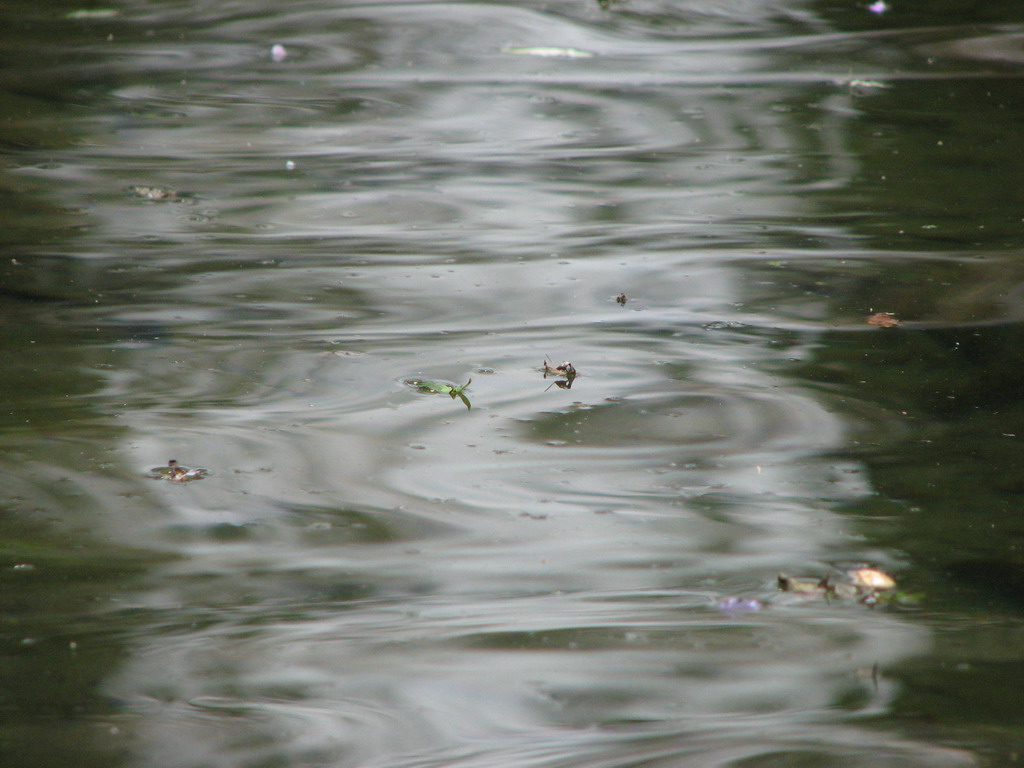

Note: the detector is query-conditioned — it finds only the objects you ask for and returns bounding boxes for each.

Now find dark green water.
[3,1,1024,766]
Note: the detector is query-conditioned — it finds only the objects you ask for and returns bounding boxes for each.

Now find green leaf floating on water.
[405,378,472,410]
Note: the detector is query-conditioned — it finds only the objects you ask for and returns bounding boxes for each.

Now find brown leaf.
[867,312,900,327]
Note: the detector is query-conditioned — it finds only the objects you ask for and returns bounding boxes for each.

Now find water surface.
[3,1,1024,766]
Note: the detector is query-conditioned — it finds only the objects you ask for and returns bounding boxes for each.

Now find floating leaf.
[413,380,454,394]
[405,378,472,410]
[867,312,900,327]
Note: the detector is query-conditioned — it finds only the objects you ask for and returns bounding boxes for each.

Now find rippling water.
[4,0,1024,766]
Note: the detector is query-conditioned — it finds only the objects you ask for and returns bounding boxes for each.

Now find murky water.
[4,1,1024,766]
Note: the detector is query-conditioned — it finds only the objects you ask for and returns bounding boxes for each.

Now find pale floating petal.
[847,79,891,90]
[849,568,896,590]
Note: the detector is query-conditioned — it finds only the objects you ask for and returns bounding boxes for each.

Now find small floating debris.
[847,79,891,90]
[542,358,577,391]
[405,378,472,410]
[542,359,576,378]
[270,43,288,62]
[502,46,594,59]
[128,185,184,202]
[777,574,827,595]
[149,459,209,482]
[717,596,764,612]
[778,566,898,605]
[849,567,896,591]
[867,0,888,15]
[867,312,900,327]
[616,293,627,305]
[703,320,748,331]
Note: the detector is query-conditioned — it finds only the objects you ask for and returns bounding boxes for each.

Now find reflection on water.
[3,0,1024,766]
